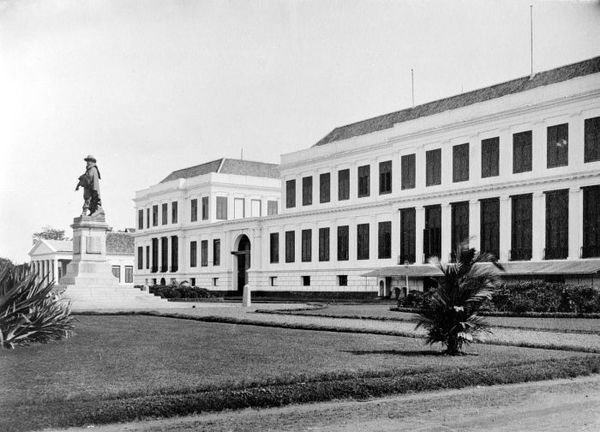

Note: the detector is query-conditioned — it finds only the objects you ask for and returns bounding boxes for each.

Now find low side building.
[29,231,135,286]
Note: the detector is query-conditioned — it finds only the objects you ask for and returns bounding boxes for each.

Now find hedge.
[150,285,219,299]
[397,282,600,314]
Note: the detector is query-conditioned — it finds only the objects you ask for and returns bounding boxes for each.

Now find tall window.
[401,153,415,190]
[251,199,261,217]
[125,266,133,283]
[319,227,330,261]
[285,231,295,263]
[378,221,391,259]
[161,237,168,272]
[481,137,499,178]
[451,201,469,261]
[146,208,150,229]
[267,200,278,215]
[547,123,569,168]
[170,236,178,272]
[201,240,208,267]
[202,196,209,220]
[301,229,312,262]
[151,238,158,272]
[357,223,370,260]
[320,173,331,203]
[146,245,150,269]
[191,199,198,222]
[400,208,416,263]
[213,239,221,266]
[426,149,441,186]
[379,161,392,194]
[286,179,296,208]
[511,194,532,260]
[302,176,313,206]
[480,198,500,258]
[583,185,600,257]
[190,241,197,267]
[545,190,568,259]
[171,202,178,224]
[137,246,143,269]
[138,209,143,230]
[585,116,600,163]
[358,165,370,197]
[337,225,349,261]
[513,131,532,173]
[152,205,158,226]
[452,143,469,182]
[162,203,168,225]
[424,205,441,260]
[270,233,279,263]
[112,266,121,282]
[216,196,227,220]
[338,169,350,200]
[234,198,245,219]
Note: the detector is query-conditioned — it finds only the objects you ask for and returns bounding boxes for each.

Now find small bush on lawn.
[151,285,216,299]
[0,264,73,349]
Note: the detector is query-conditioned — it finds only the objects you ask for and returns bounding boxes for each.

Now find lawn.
[1,314,599,431]
[281,304,600,333]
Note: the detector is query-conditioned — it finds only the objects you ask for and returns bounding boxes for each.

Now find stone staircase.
[60,284,171,311]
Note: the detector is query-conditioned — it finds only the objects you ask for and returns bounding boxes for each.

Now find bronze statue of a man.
[76,155,104,217]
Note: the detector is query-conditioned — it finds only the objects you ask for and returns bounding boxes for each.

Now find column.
[167,235,172,272]
[568,187,583,260]
[391,209,401,265]
[469,199,481,251]
[499,196,511,262]
[441,203,452,263]
[531,192,545,261]
[415,206,425,263]
[532,121,546,176]
[157,237,162,273]
[53,259,59,284]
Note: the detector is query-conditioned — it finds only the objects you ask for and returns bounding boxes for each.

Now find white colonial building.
[29,231,135,286]
[134,56,600,296]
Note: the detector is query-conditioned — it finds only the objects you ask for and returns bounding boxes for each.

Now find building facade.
[29,232,135,286]
[134,56,600,294]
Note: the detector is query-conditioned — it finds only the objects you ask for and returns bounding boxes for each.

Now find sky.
[1,0,599,263]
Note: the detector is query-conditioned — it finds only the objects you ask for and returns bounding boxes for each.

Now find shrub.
[0,264,74,349]
[151,285,215,299]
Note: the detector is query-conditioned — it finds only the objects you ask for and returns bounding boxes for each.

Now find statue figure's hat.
[84,155,97,162]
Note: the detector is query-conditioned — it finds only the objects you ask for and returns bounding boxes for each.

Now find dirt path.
[51,375,600,432]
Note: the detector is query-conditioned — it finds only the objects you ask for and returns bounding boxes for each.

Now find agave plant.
[0,264,74,349]
[415,247,503,355]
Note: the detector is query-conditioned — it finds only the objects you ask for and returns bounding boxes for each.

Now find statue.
[75,155,104,217]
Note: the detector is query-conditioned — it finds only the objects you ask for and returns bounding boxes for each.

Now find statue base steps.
[60,285,169,311]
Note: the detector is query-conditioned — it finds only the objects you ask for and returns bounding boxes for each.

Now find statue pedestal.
[59,215,168,311]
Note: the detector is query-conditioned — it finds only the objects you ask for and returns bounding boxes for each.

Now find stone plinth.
[59,215,169,311]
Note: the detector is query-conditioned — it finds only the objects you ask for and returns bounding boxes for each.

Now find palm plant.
[0,264,74,349]
[415,246,503,355]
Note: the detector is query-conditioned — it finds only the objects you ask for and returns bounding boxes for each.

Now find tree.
[0,257,14,273]
[415,246,503,355]
[33,226,67,241]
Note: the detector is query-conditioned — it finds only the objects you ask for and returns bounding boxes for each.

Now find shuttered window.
[190,200,198,222]
[401,153,415,190]
[511,194,532,260]
[452,143,469,182]
[319,227,330,261]
[378,221,391,259]
[358,165,370,197]
[480,198,500,259]
[451,201,469,261]
[337,225,349,261]
[270,233,279,263]
[400,208,416,264]
[286,179,296,208]
[547,123,569,168]
[545,190,568,259]
[285,231,295,263]
[301,229,312,262]
[426,149,441,186]
[357,223,370,260]
[338,169,350,201]
[583,186,600,258]
[320,173,331,203]
[584,116,600,163]
[424,205,441,260]
[513,131,532,173]
[379,161,392,194]
[302,176,313,206]
[481,137,499,178]
[190,241,197,267]
[213,239,220,266]
[200,240,208,267]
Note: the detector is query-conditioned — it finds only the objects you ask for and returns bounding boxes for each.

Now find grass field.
[279,304,600,333]
[1,314,599,431]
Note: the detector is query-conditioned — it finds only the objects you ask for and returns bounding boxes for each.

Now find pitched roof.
[160,158,279,183]
[45,240,72,253]
[106,232,134,255]
[315,56,600,147]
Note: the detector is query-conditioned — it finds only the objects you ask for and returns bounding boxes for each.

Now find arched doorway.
[232,235,251,293]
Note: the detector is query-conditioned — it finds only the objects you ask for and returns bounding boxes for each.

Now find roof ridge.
[217,158,226,173]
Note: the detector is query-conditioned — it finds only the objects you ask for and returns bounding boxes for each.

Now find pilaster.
[531,191,545,261]
[568,187,582,260]
[415,206,425,263]
[469,199,480,251]
[499,195,511,262]
[441,203,452,263]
